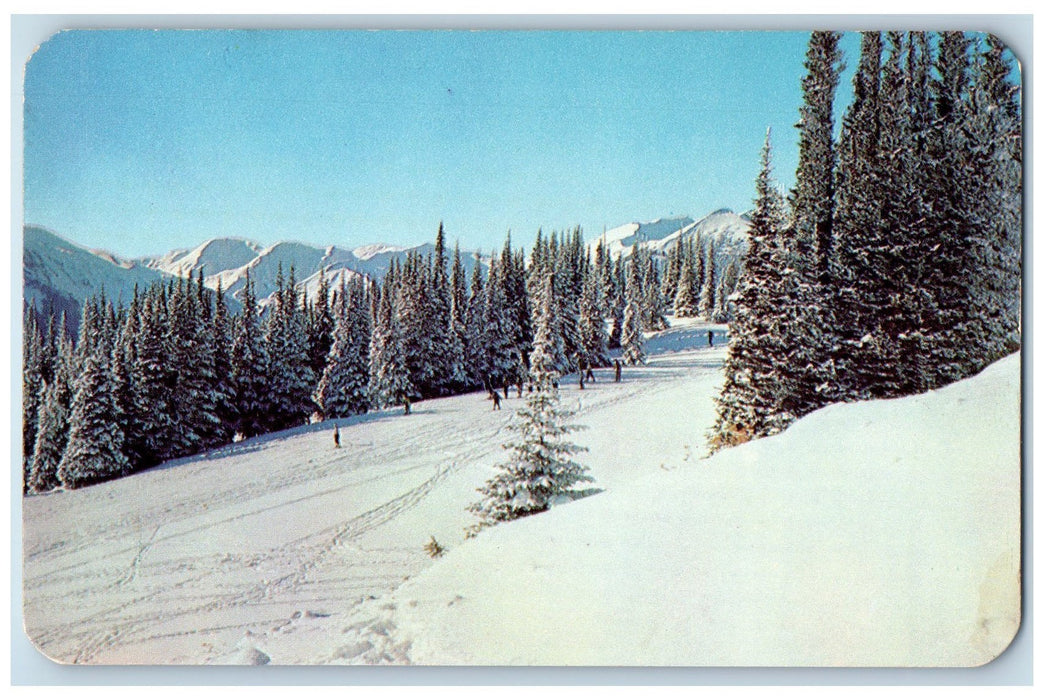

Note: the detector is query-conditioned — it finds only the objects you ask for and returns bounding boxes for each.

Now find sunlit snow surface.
[22,318,1019,666]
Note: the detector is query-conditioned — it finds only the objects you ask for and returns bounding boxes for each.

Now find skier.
[585,365,596,383]
[334,425,341,448]
[708,329,714,347]
[614,359,622,382]
[492,390,502,411]
[401,392,412,415]
[578,369,585,390]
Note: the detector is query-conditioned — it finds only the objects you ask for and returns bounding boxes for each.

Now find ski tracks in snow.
[22,324,725,665]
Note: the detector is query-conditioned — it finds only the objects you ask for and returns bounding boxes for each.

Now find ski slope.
[21,319,1019,666]
[22,317,730,665]
[363,353,1020,667]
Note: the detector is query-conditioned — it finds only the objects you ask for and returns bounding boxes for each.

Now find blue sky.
[24,30,862,257]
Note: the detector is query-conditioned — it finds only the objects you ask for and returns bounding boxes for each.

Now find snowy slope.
[349,353,1020,667]
[649,208,750,257]
[145,238,266,278]
[21,318,1019,667]
[20,317,728,665]
[591,210,749,267]
[22,225,171,326]
[594,215,694,259]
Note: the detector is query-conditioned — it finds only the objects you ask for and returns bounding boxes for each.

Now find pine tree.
[56,319,130,489]
[211,279,236,443]
[470,303,591,528]
[484,252,519,387]
[698,240,717,318]
[792,30,844,284]
[449,242,471,392]
[711,129,792,450]
[607,256,626,349]
[621,299,645,366]
[315,278,372,418]
[22,305,45,489]
[424,223,465,396]
[27,319,74,493]
[306,269,335,381]
[830,31,890,399]
[463,255,490,390]
[578,264,610,368]
[673,242,700,318]
[529,272,566,377]
[230,273,269,438]
[262,265,316,430]
[642,248,668,331]
[369,267,414,408]
[966,34,1022,361]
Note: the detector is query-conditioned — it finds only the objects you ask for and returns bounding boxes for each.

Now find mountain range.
[23,209,750,333]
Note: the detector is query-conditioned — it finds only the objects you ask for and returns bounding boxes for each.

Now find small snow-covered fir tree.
[672,251,700,318]
[469,369,591,528]
[621,299,646,365]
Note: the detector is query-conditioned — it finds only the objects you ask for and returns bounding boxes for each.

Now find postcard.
[19,27,1022,667]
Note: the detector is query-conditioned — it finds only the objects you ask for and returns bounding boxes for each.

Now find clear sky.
[23,30,861,258]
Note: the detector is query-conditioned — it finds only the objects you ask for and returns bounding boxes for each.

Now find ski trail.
[23,325,726,664]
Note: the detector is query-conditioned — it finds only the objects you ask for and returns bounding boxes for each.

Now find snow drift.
[353,354,1020,666]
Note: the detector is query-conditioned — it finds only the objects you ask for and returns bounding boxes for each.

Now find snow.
[21,317,1019,667]
[590,211,750,265]
[352,243,410,260]
[145,237,265,279]
[23,225,168,319]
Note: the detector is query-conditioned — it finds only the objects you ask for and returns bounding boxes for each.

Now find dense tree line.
[23,217,736,493]
[712,31,1021,450]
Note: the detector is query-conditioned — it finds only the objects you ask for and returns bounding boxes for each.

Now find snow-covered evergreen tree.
[470,304,591,528]
[792,30,844,284]
[369,267,414,408]
[56,319,130,489]
[262,266,316,430]
[577,264,610,368]
[306,269,335,381]
[698,240,716,319]
[449,242,471,392]
[621,299,645,366]
[529,272,566,377]
[463,255,490,390]
[641,247,668,331]
[28,319,74,493]
[315,278,372,418]
[22,305,45,488]
[484,252,520,387]
[230,273,269,439]
[711,129,791,450]
[673,241,700,318]
[607,256,625,349]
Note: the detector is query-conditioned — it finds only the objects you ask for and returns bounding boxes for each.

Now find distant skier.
[333,425,341,448]
[708,330,714,347]
[401,392,411,415]
[585,365,596,383]
[492,390,502,411]
[614,359,622,383]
